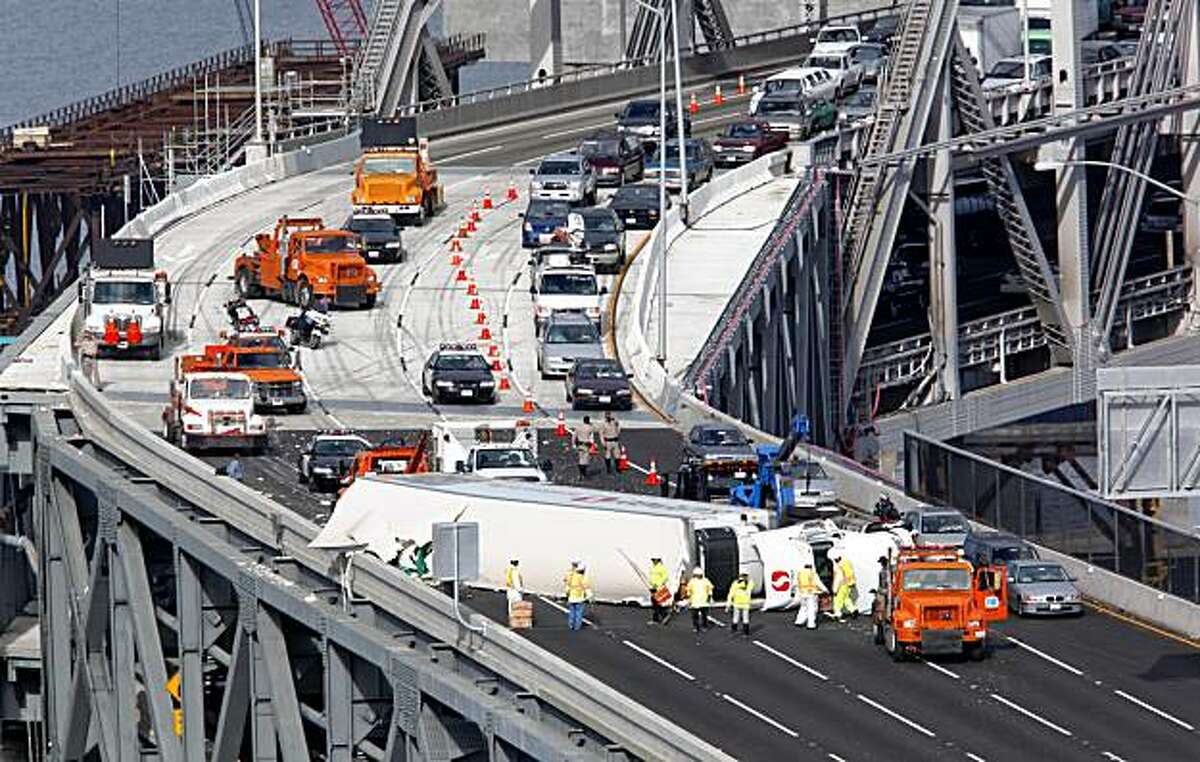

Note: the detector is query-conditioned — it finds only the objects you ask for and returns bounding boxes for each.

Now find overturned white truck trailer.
[311,474,903,611]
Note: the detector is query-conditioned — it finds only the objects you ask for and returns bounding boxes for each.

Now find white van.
[748,67,838,114]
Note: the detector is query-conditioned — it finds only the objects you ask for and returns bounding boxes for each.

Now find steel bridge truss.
[28,403,639,761]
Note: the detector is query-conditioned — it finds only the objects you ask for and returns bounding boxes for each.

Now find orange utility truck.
[191,344,308,413]
[234,217,379,309]
[874,547,1007,662]
[352,118,444,226]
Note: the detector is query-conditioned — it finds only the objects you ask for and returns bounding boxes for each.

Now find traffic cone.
[556,411,568,437]
[689,93,699,115]
[522,395,535,413]
[488,343,500,357]
[617,445,629,472]
[491,358,503,371]
[456,268,468,282]
[589,440,598,455]
[458,219,469,238]
[467,215,477,233]
[450,236,463,253]
[714,84,724,105]
[471,201,481,222]
[507,181,518,201]
[475,311,487,324]
[737,74,746,95]
[467,281,478,296]
[498,374,511,391]
[645,460,661,486]
[479,326,493,340]
[469,296,481,310]
[450,252,462,266]
[482,189,494,210]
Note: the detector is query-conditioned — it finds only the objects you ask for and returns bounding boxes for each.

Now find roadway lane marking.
[752,641,829,681]
[964,754,987,762]
[1112,689,1196,731]
[535,595,594,627]
[1101,752,1128,762]
[922,660,961,680]
[1005,636,1085,676]
[827,755,847,762]
[989,693,1073,737]
[621,640,696,681]
[542,121,612,140]
[720,694,800,738]
[440,145,505,164]
[855,694,936,738]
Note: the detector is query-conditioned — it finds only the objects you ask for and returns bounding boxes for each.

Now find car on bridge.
[862,15,899,49]
[609,182,669,229]
[753,95,837,140]
[851,42,888,84]
[803,50,865,96]
[614,99,691,148]
[838,86,878,125]
[645,138,716,192]
[520,199,572,248]
[529,152,597,206]
[421,343,497,404]
[683,424,759,496]
[901,506,970,547]
[810,24,863,55]
[712,120,788,166]
[748,66,838,115]
[531,263,605,334]
[537,310,605,379]
[578,130,645,186]
[298,431,372,492]
[576,207,626,274]
[981,55,1053,90]
[565,357,633,410]
[344,213,404,264]
[1006,559,1083,616]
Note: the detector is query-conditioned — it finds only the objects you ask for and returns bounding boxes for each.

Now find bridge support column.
[927,75,960,402]
[1181,0,1200,328]
[529,0,563,78]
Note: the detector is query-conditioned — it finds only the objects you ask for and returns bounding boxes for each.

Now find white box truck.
[958,6,1022,77]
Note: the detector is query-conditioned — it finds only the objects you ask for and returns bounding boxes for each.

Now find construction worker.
[685,566,714,634]
[793,561,828,629]
[831,552,858,621]
[648,556,670,624]
[599,411,622,474]
[726,572,753,639]
[872,555,891,633]
[573,415,596,479]
[563,561,592,631]
[505,559,524,612]
[79,331,102,389]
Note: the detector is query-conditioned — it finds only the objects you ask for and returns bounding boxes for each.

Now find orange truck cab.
[198,344,308,413]
[352,118,444,226]
[339,435,430,494]
[875,547,1007,662]
[234,216,379,309]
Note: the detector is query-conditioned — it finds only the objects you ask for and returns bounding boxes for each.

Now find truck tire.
[296,280,314,309]
[885,627,906,662]
[236,268,258,298]
[364,294,377,309]
[162,419,178,445]
[873,621,884,645]
[967,641,989,662]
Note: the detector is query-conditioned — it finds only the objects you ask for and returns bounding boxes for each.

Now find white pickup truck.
[431,420,549,483]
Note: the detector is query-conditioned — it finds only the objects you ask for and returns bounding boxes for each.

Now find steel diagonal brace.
[1109,395,1172,494]
[257,607,310,762]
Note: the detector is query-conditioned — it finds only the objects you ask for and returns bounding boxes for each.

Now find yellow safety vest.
[565,571,590,603]
[505,565,522,590]
[687,577,713,607]
[796,568,822,594]
[728,580,752,610]
[838,559,857,587]
[648,562,669,590]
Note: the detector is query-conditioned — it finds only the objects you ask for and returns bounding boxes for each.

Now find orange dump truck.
[874,547,1007,661]
[352,117,444,226]
[188,344,308,413]
[234,217,379,309]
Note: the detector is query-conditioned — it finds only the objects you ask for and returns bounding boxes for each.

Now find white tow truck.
[79,238,171,359]
[161,358,267,453]
[429,420,549,483]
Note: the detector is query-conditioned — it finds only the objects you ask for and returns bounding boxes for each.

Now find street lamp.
[1033,159,1197,204]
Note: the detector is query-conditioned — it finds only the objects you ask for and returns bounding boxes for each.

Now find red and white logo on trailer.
[770,569,791,592]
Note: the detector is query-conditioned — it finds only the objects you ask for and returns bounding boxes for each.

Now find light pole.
[1034,159,1197,204]
[253,0,265,153]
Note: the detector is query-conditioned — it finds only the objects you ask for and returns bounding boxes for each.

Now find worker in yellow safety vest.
[686,567,714,634]
[831,552,858,621]
[725,572,753,639]
[505,559,523,612]
[793,561,829,629]
[563,561,593,631]
[648,557,671,624]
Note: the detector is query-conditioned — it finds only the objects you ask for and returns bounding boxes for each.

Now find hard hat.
[693,566,703,575]
[571,559,580,567]
[510,559,519,565]
[577,562,587,570]
[651,556,662,562]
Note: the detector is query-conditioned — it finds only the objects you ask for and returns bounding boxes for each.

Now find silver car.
[537,311,605,378]
[645,139,715,192]
[529,152,598,205]
[902,507,970,547]
[1006,560,1084,617]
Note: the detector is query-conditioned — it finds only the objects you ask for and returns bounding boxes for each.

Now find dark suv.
[579,131,645,186]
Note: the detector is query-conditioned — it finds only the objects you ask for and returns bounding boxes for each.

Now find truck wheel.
[968,641,989,662]
[873,621,884,645]
[236,268,257,298]
[297,280,314,309]
[885,628,905,662]
[162,419,177,445]
[364,294,377,309]
[308,333,322,350]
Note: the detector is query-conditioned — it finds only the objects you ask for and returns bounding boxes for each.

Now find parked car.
[981,55,1053,90]
[901,506,970,547]
[579,131,645,186]
[862,16,900,48]
[1006,560,1084,616]
[344,213,404,263]
[804,50,864,95]
[565,357,633,410]
[712,121,788,166]
[810,24,863,55]
[520,199,572,248]
[609,182,669,229]
[645,138,716,192]
[749,66,838,114]
[753,96,838,140]
[838,86,877,124]
[851,43,888,83]
[965,531,1036,568]
[529,151,597,205]
[537,310,605,378]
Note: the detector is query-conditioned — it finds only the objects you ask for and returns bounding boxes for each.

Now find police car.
[297,431,372,491]
[421,343,497,404]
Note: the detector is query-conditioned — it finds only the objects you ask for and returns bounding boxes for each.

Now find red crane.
[314,0,368,55]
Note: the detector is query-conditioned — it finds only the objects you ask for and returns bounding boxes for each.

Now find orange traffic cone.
[488,343,500,357]
[491,358,502,371]
[450,236,463,253]
[479,326,493,340]
[714,84,724,105]
[467,281,478,296]
[556,411,568,437]
[617,445,629,472]
[471,202,481,222]
[455,268,468,282]
[645,460,661,486]
[467,215,477,233]
[689,93,699,115]
[498,374,511,391]
[469,296,481,310]
[737,74,746,95]
[458,219,469,238]
[475,311,487,325]
[507,181,518,201]
[522,395,535,413]
[450,253,462,266]
[482,190,494,210]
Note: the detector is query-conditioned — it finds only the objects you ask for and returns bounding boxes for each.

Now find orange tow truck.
[874,547,1007,662]
[234,217,379,309]
[352,118,444,226]
[188,344,308,413]
[339,434,430,494]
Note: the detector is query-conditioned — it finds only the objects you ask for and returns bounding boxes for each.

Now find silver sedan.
[1006,560,1084,617]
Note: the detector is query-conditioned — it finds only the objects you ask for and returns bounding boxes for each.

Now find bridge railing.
[904,431,1200,606]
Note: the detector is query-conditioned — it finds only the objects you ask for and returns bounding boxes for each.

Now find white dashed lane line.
[1112,689,1196,732]
[621,640,696,681]
[1005,636,1085,676]
[989,693,1073,737]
